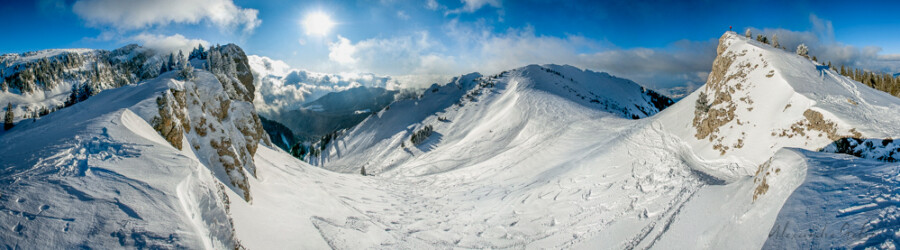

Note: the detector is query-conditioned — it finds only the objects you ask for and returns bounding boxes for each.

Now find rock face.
[151,44,271,202]
[683,31,880,163]
[693,33,740,142]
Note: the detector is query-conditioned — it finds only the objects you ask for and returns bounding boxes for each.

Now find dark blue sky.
[2,0,899,89]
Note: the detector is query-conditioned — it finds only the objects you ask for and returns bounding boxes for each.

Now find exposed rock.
[151,89,188,150]
[693,34,743,141]
[148,44,271,202]
[772,109,862,141]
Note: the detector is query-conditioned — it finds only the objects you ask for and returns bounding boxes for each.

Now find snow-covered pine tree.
[167,53,176,72]
[772,34,779,48]
[4,103,13,130]
[177,53,194,81]
[189,44,207,60]
[745,28,751,38]
[796,44,809,58]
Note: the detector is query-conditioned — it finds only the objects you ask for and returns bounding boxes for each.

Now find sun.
[303,12,335,36]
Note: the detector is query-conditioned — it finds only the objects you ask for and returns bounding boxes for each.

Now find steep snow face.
[309,64,672,174]
[248,55,402,115]
[655,31,900,178]
[0,77,239,249]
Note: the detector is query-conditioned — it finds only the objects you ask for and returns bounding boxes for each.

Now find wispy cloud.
[72,0,261,34]
[131,33,210,55]
[751,14,900,73]
[320,19,714,91]
[445,0,502,15]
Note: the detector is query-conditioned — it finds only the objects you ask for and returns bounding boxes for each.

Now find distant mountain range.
[260,86,397,150]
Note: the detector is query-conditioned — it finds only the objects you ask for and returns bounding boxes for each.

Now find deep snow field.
[0,31,898,249]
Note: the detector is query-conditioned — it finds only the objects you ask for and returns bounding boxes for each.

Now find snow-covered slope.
[286,32,898,249]
[655,31,900,180]
[309,64,673,173]
[0,75,239,248]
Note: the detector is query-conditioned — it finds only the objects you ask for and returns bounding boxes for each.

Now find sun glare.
[303,12,335,36]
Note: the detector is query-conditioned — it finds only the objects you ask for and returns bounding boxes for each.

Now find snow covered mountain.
[307,63,674,172]
[0,44,270,248]
[262,86,397,146]
[1,31,898,249]
[295,31,898,248]
[248,55,403,116]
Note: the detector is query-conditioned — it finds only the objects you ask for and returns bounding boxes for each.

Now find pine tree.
[4,103,14,131]
[167,53,176,72]
[745,28,752,38]
[190,44,207,60]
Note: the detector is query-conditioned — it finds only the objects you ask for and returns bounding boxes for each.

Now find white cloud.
[322,21,713,90]
[397,10,410,20]
[72,0,261,34]
[328,36,358,65]
[751,14,900,73]
[446,0,501,14]
[131,33,210,55]
[425,0,442,10]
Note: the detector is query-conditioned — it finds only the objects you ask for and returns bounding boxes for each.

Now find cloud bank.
[751,14,900,73]
[72,0,260,34]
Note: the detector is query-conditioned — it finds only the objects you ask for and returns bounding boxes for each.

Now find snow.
[763,151,900,249]
[0,77,232,248]
[1,31,899,249]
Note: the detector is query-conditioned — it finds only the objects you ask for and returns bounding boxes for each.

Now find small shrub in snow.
[772,34,779,48]
[695,92,711,113]
[177,65,194,81]
[410,125,434,146]
[4,103,13,130]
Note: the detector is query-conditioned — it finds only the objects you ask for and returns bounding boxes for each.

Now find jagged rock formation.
[1,43,270,202]
[150,44,271,202]
[682,32,877,160]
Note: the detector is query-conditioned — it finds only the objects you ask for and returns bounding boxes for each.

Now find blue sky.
[3,0,900,90]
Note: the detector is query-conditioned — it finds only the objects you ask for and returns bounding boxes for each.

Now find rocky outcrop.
[693,33,741,142]
[151,89,188,150]
[150,44,271,202]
